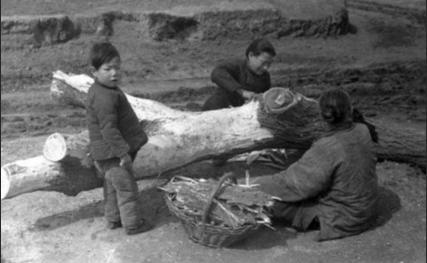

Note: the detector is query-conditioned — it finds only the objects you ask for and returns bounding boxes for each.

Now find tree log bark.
[1,71,425,199]
[48,71,426,169]
[1,155,102,199]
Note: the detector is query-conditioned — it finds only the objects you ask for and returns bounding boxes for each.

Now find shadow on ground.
[230,226,298,250]
[29,187,175,232]
[371,186,402,228]
[30,173,401,252]
[28,159,280,232]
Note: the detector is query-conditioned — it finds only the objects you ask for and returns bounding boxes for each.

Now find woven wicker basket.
[164,173,260,248]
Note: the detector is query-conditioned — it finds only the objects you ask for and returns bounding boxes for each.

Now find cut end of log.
[43,133,68,162]
[1,166,10,200]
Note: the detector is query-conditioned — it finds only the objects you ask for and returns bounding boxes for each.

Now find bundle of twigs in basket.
[158,173,276,229]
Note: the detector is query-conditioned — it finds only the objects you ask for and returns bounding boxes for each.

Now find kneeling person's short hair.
[245,38,276,57]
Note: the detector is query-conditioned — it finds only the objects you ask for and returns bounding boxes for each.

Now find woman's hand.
[241,90,256,100]
[119,153,133,171]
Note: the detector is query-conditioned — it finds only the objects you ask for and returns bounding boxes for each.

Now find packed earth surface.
[1,0,426,263]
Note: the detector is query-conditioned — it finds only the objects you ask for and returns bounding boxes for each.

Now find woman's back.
[316,123,379,239]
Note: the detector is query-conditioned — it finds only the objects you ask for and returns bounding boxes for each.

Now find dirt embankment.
[1,1,425,137]
[0,0,350,47]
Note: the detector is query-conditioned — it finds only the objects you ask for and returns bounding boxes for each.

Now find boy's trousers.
[96,153,141,228]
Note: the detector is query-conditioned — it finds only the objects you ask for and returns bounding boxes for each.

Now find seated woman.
[202,38,276,110]
[255,89,379,241]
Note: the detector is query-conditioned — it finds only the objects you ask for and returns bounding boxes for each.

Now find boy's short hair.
[89,42,120,70]
[245,38,276,57]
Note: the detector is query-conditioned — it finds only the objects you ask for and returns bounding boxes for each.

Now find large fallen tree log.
[1,71,425,199]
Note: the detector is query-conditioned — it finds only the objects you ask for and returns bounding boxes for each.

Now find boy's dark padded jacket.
[86,81,148,160]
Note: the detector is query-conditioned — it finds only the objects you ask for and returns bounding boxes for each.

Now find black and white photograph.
[1,0,426,262]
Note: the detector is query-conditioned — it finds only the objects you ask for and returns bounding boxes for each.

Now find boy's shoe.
[125,219,154,235]
[106,221,122,230]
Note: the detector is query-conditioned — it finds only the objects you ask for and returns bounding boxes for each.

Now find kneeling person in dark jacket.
[202,38,276,110]
[203,38,276,166]
[255,89,379,241]
[86,42,152,235]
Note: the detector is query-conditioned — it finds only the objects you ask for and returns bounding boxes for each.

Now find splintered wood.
[159,176,275,229]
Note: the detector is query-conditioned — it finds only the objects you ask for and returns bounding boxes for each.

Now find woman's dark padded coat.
[256,123,379,241]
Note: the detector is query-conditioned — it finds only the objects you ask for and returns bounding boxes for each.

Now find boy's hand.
[81,153,94,168]
[119,153,133,171]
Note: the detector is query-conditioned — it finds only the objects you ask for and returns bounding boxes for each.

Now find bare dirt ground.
[1,0,426,262]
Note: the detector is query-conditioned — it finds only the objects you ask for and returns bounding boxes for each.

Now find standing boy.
[86,42,152,235]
